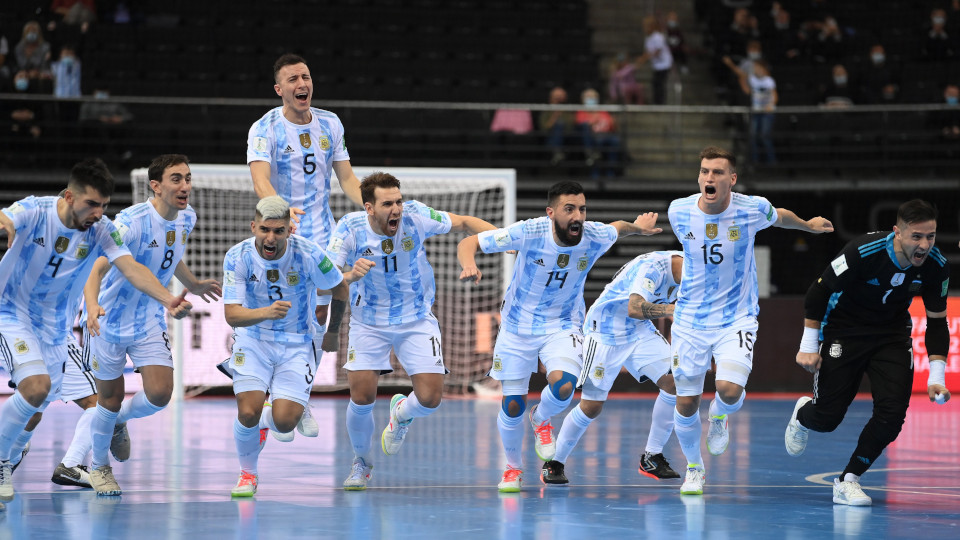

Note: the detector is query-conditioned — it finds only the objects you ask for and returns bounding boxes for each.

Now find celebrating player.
[0,158,191,501]
[81,154,222,495]
[543,251,683,485]
[785,199,951,506]
[222,196,370,497]
[328,172,496,490]
[667,146,832,496]
[458,181,662,492]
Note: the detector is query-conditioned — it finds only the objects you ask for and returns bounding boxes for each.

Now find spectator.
[807,15,846,64]
[665,11,689,75]
[608,52,644,105]
[0,33,11,91]
[51,0,97,27]
[820,64,857,108]
[921,8,954,61]
[51,43,81,98]
[6,89,45,165]
[723,56,778,163]
[637,16,674,105]
[766,8,803,63]
[539,87,575,165]
[13,21,53,94]
[723,8,759,62]
[859,44,900,104]
[575,88,622,178]
[936,84,960,142]
[80,87,134,163]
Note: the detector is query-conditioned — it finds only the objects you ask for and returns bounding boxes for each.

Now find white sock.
[0,392,40,461]
[346,400,375,462]
[673,407,704,469]
[396,392,436,423]
[497,409,525,469]
[259,406,280,431]
[233,418,262,474]
[90,404,119,468]
[645,390,677,454]
[553,404,594,464]
[533,384,573,424]
[116,391,164,424]
[63,407,96,467]
[8,429,34,466]
[709,390,745,418]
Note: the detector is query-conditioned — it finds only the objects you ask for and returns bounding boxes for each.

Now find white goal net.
[131,165,515,396]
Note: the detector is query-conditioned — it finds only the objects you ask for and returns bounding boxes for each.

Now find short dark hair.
[547,181,584,207]
[68,158,114,197]
[360,172,401,204]
[147,154,190,183]
[699,146,737,173]
[897,199,938,226]
[274,53,307,82]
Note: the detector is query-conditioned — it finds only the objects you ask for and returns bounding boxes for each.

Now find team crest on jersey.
[672,354,679,369]
[319,136,330,150]
[299,133,312,149]
[347,348,356,363]
[13,339,28,354]
[727,226,741,241]
[182,230,188,244]
[402,236,414,252]
[577,256,589,271]
[91,355,99,371]
[593,366,604,379]
[166,230,176,246]
[492,356,502,372]
[829,343,842,358]
[74,243,89,259]
[234,352,245,367]
[266,269,280,283]
[890,273,905,287]
[705,223,718,240]
[287,272,300,286]
[382,239,394,254]
[54,236,70,254]
[557,254,570,268]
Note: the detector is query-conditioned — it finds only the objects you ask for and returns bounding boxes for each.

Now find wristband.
[799,326,820,354]
[928,359,946,387]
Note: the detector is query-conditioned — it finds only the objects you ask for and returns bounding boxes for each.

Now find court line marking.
[806,467,960,498]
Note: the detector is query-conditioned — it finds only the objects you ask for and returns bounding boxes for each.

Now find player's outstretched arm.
[627,293,675,320]
[332,160,363,206]
[174,261,222,303]
[774,208,834,234]
[224,301,291,327]
[448,213,497,235]
[83,256,112,336]
[113,254,192,319]
[457,235,483,285]
[0,212,15,248]
[610,212,662,237]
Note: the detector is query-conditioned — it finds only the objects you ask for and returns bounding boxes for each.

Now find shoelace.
[392,420,411,440]
[503,468,522,482]
[349,461,368,479]
[238,472,256,487]
[533,421,553,445]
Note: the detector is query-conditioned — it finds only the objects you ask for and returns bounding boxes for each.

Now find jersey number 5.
[303,153,316,175]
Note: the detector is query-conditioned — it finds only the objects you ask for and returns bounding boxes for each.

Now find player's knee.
[274,417,298,434]
[548,371,577,401]
[579,400,604,418]
[144,388,172,408]
[715,380,743,403]
[656,373,676,395]
[501,395,526,418]
[418,394,442,409]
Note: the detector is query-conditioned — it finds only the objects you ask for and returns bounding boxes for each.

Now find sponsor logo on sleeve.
[943,279,950,297]
[224,270,235,286]
[254,137,268,153]
[328,237,343,253]
[428,208,444,223]
[110,230,124,247]
[642,278,656,292]
[830,254,848,276]
[494,230,510,247]
[318,256,334,274]
[8,202,25,215]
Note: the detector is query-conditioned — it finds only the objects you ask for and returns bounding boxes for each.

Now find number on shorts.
[737,330,754,351]
[429,335,441,356]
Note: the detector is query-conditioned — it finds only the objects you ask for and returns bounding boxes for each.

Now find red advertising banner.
[910,296,960,392]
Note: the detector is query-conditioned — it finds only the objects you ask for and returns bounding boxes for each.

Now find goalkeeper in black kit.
[783,199,951,507]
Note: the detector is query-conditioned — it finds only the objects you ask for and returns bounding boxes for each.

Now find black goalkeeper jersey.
[818,231,949,338]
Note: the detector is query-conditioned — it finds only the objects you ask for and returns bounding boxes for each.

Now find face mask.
[871,53,885,64]
[775,21,789,30]
[947,96,959,106]
[584,97,598,107]
[14,77,28,91]
[94,91,109,99]
[667,20,678,29]
[25,31,38,43]
[61,55,75,66]
[834,75,847,86]
[748,51,762,60]
[933,16,946,25]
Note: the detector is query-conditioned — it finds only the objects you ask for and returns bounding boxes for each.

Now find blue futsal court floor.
[1,394,957,539]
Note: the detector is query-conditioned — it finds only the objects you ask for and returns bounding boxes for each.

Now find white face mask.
[871,53,885,64]
[94,90,109,99]
[584,97,598,107]
[667,20,678,29]
[748,51,762,60]
[933,16,946,25]
[834,75,847,86]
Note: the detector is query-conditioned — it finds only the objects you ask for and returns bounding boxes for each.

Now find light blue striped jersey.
[478,217,618,335]
[585,250,682,346]
[668,193,777,330]
[93,201,197,343]
[0,196,130,344]
[223,235,343,344]
[247,106,350,247]
[327,200,452,326]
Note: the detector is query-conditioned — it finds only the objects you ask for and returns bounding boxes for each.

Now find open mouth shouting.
[261,242,279,259]
[294,90,309,106]
[386,216,400,235]
[911,248,928,266]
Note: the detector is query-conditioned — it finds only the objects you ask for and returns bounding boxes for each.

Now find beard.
[554,221,583,246]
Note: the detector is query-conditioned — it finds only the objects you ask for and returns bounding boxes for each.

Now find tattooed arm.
[626,293,674,320]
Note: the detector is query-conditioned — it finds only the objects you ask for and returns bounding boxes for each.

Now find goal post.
[131,165,515,398]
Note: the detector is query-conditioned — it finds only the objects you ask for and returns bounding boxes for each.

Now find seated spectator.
[922,8,954,61]
[608,52,644,105]
[807,15,846,64]
[51,0,97,27]
[575,88,622,178]
[766,8,803,63]
[51,43,81,98]
[80,87,134,163]
[665,11,689,75]
[820,64,857,108]
[0,33,11,91]
[6,91,46,166]
[859,44,900,104]
[637,16,674,105]
[13,21,53,94]
[936,84,960,142]
[539,86,575,165]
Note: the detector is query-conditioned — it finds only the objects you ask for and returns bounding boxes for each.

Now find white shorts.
[344,315,446,376]
[670,317,758,397]
[62,338,97,402]
[86,328,173,381]
[490,328,583,381]
[0,320,66,398]
[231,335,316,406]
[579,330,671,402]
